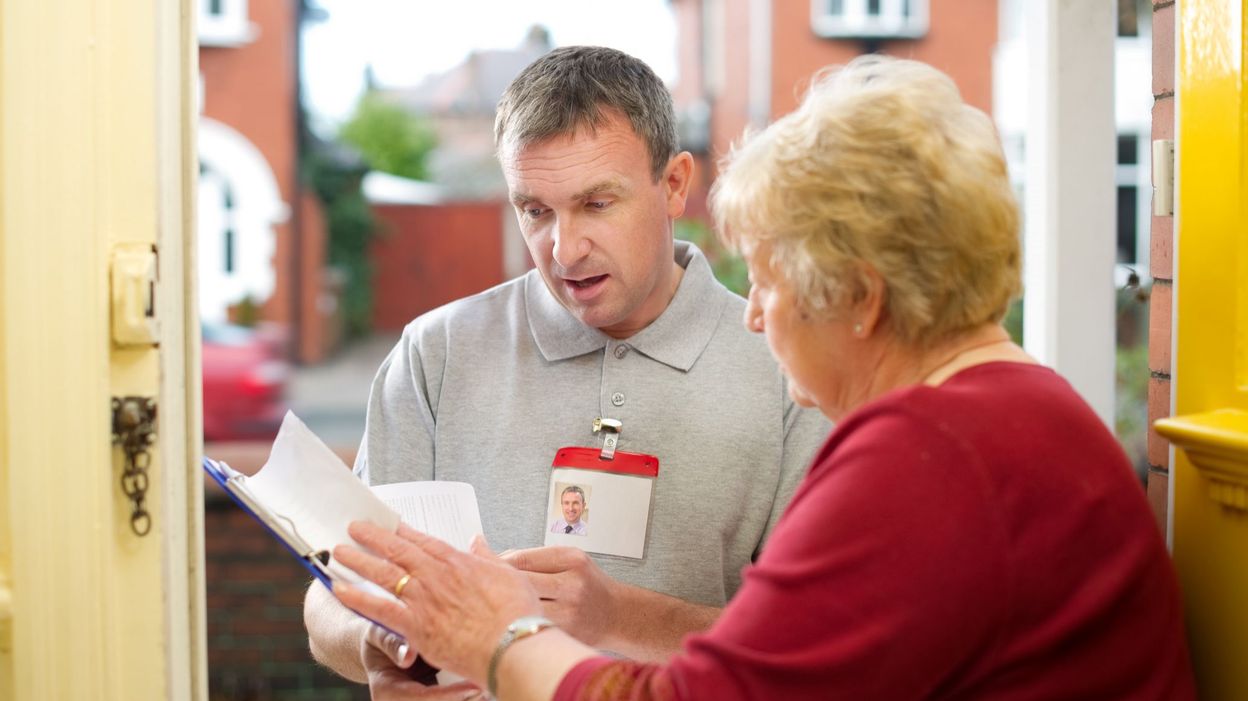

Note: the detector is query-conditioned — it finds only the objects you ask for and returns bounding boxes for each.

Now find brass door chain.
[111,396,157,536]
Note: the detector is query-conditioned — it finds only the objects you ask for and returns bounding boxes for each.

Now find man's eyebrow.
[510,180,625,207]
[571,179,624,201]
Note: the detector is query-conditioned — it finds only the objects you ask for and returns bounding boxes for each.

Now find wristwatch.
[487,615,556,699]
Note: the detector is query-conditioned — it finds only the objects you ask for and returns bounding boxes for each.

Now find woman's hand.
[333,522,543,686]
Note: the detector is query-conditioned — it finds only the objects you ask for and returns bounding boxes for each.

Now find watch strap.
[487,615,555,699]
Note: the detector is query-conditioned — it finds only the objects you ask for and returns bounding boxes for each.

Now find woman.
[333,56,1196,700]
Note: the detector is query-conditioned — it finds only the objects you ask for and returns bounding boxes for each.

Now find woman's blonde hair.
[712,55,1021,347]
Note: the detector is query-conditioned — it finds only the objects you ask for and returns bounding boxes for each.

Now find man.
[303,46,829,698]
[550,486,588,536]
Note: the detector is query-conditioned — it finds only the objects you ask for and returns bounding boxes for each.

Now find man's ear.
[664,151,694,219]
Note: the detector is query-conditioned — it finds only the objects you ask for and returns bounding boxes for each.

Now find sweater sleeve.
[554,657,678,701]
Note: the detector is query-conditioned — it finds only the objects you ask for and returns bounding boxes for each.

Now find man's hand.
[494,544,618,649]
[361,631,484,701]
[496,543,722,662]
[360,623,416,676]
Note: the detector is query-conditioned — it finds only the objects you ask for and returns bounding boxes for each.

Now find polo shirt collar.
[525,240,728,371]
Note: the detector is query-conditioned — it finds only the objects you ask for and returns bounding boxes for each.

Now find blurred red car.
[201,323,290,442]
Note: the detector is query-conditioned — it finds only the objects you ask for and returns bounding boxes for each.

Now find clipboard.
[202,456,440,685]
[204,456,343,587]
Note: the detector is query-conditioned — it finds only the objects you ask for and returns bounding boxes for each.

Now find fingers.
[517,570,564,600]
[352,521,459,575]
[468,534,499,561]
[501,545,584,574]
[333,543,408,598]
[366,623,417,668]
[335,582,414,639]
[370,670,481,701]
[394,522,463,561]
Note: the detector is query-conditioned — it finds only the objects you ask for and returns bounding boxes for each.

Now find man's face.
[501,109,692,338]
[561,491,585,524]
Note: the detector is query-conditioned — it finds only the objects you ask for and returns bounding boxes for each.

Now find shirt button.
[614,345,630,359]
[611,392,625,406]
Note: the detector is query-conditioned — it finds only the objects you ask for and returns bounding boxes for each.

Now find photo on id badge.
[544,449,656,559]
[549,482,591,536]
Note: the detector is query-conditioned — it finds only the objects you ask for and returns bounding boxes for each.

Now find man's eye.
[587,200,610,211]
[525,207,547,218]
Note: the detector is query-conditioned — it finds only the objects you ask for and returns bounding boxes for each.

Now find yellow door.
[1153,0,1248,697]
[0,1,206,699]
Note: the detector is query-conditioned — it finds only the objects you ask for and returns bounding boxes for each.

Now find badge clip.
[592,417,622,460]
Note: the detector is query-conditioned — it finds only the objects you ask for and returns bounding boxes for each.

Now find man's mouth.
[567,274,607,289]
[562,274,609,301]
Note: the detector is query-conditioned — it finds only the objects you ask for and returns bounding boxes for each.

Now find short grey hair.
[560,485,586,504]
[494,45,678,181]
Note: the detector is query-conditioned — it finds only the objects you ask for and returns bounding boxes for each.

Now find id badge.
[543,446,659,560]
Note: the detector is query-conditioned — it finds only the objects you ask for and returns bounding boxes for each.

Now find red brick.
[272,643,315,663]
[1151,95,1174,141]
[1148,282,1172,373]
[1150,212,1173,279]
[232,616,302,637]
[1147,470,1169,534]
[1147,376,1172,468]
[1152,4,1175,96]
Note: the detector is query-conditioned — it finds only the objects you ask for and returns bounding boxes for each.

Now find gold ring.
[393,573,412,598]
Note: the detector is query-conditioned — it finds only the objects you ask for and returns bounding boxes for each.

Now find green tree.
[675,219,748,297]
[338,94,437,181]
[303,144,377,338]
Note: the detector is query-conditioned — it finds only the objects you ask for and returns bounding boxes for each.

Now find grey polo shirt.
[356,240,830,606]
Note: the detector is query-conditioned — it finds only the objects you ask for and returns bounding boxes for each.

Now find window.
[811,0,928,40]
[1118,0,1153,39]
[222,185,236,274]
[1118,0,1139,37]
[198,0,255,48]
[1114,133,1151,268]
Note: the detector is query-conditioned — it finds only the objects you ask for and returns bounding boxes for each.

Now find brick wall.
[204,488,366,693]
[204,445,365,699]
[1146,0,1176,533]
[370,202,508,331]
[205,487,367,700]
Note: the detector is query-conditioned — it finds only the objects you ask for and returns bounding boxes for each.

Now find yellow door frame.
[1153,0,1248,697]
[0,1,206,699]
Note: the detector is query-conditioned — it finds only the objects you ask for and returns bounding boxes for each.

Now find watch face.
[510,616,553,634]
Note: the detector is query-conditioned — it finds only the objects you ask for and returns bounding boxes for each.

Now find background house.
[198,0,338,364]
[359,30,553,331]
[669,0,998,222]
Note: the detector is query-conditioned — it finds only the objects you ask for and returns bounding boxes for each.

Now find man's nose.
[551,218,591,269]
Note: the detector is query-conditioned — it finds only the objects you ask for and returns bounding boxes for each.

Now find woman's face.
[742,243,852,418]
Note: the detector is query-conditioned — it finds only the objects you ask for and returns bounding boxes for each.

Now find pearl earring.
[853,323,864,336]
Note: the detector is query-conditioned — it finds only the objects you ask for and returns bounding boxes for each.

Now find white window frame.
[811,0,929,40]
[198,0,256,48]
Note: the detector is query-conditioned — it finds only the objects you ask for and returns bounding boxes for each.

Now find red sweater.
[555,362,1195,700]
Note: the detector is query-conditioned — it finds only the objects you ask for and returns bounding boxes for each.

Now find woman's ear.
[850,263,887,337]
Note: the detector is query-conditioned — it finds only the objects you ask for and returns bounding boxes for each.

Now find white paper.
[234,411,483,595]
[371,481,483,552]
[244,412,398,588]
